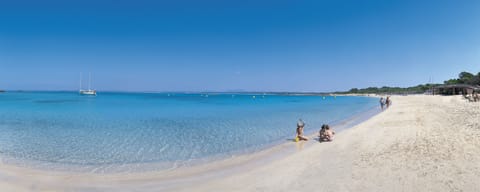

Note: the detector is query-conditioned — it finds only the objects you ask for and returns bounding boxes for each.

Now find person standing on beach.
[386,96,391,108]
[379,97,386,110]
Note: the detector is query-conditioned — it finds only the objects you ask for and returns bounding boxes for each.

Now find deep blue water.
[0,92,378,172]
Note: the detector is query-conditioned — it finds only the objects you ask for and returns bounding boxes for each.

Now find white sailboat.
[79,72,97,96]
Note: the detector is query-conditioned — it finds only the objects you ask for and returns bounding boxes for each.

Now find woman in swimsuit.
[386,96,392,108]
[296,119,308,141]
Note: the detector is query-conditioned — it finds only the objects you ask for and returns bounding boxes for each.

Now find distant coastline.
[0,90,334,96]
[0,90,415,98]
[335,71,480,95]
[3,70,478,96]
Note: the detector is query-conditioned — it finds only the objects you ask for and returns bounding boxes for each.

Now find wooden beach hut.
[433,84,480,95]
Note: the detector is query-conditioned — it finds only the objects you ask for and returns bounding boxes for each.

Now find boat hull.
[79,90,97,95]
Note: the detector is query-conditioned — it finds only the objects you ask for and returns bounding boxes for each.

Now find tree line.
[337,71,480,94]
[443,71,480,85]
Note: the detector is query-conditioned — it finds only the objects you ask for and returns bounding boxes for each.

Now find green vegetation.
[443,71,480,85]
[338,71,480,94]
[337,84,440,94]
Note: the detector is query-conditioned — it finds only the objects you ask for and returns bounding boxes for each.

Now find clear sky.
[1,0,479,92]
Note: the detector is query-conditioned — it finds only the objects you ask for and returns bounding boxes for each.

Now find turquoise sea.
[0,92,378,172]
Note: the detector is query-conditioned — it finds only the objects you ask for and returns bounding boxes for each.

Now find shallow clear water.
[0,92,378,172]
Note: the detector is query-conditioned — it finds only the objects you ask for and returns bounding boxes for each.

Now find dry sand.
[1,95,479,191]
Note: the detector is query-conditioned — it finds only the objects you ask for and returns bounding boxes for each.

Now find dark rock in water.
[0,90,5,93]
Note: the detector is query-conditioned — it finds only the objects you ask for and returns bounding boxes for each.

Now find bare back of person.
[296,126,308,141]
[319,124,335,142]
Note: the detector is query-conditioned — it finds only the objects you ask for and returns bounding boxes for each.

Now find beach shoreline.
[1,95,479,191]
[0,98,380,174]
[0,100,382,190]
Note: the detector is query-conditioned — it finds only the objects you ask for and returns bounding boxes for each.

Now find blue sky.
[1,0,479,92]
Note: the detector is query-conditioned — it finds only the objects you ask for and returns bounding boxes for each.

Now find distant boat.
[79,72,97,96]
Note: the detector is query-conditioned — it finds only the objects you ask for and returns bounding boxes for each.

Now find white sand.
[1,95,479,191]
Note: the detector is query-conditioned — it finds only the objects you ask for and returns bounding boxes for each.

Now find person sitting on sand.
[319,124,335,142]
[296,119,308,141]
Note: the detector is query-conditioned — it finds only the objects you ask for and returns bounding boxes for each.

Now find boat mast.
[79,72,83,91]
[88,72,92,90]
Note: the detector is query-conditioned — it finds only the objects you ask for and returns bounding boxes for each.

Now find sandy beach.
[1,95,479,191]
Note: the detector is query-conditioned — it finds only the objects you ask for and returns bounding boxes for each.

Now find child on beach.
[296,119,308,141]
[319,124,335,142]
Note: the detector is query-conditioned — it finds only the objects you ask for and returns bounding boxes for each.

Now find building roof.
[435,84,480,90]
